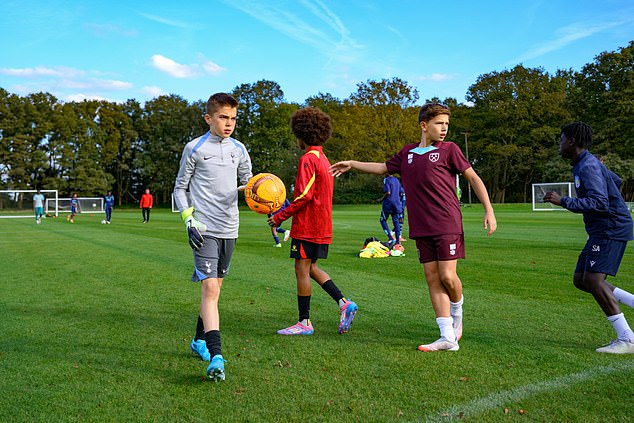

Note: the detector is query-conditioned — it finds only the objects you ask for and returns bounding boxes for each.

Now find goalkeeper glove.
[181,207,207,251]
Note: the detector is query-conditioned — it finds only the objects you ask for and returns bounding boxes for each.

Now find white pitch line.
[424,361,634,422]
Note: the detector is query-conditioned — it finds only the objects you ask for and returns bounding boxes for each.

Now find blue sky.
[1,0,632,105]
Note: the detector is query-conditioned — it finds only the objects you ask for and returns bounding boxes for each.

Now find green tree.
[66,100,112,195]
[96,100,141,204]
[466,65,571,202]
[232,80,297,184]
[136,95,205,204]
[0,92,56,189]
[348,77,420,159]
[568,41,634,200]
[569,41,634,157]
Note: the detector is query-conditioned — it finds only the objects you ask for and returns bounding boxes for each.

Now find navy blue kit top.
[560,150,633,241]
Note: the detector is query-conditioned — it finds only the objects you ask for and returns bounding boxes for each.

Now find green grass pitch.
[1,204,633,421]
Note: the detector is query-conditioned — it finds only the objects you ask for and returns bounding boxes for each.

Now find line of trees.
[1,42,632,205]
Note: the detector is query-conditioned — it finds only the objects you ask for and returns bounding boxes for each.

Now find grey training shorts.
[192,236,236,281]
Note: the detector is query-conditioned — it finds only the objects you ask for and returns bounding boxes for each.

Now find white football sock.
[436,316,456,342]
[607,313,634,342]
[613,288,634,309]
[450,295,464,318]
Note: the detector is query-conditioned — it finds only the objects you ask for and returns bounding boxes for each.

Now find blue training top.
[560,150,633,241]
[382,176,403,213]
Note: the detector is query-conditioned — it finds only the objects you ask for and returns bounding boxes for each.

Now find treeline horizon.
[1,41,632,205]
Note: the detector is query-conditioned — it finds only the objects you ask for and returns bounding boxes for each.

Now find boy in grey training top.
[174,92,253,381]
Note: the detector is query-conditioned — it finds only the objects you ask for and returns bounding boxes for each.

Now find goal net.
[0,189,59,218]
[532,182,575,211]
[45,197,105,214]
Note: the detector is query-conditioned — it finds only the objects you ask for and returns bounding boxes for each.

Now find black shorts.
[290,238,329,261]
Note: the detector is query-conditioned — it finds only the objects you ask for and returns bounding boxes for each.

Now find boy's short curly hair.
[291,107,332,146]
[418,103,451,123]
[206,92,238,115]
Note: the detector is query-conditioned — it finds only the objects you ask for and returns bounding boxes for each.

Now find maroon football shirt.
[385,141,471,238]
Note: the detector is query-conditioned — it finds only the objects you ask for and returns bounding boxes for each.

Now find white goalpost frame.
[0,189,59,218]
[171,192,191,213]
[532,182,575,211]
[46,197,106,214]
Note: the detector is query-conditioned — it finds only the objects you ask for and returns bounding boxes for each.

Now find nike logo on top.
[203,156,215,160]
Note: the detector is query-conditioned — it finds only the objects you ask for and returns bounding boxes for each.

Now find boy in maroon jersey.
[330,103,496,351]
[268,107,358,335]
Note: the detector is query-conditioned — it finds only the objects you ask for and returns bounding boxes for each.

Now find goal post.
[171,192,191,213]
[0,189,59,218]
[46,197,105,214]
[532,182,575,211]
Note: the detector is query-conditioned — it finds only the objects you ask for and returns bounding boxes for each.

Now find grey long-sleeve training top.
[174,132,253,239]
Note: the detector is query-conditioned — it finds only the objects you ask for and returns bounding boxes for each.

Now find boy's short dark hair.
[291,107,332,146]
[561,122,593,149]
[206,93,238,115]
[418,103,451,123]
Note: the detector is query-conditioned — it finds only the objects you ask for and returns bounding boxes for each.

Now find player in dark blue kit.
[268,199,291,247]
[67,193,79,223]
[104,191,114,224]
[545,122,634,354]
[380,175,404,247]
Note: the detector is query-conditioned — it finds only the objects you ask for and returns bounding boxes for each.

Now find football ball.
[101,219,106,224]
[245,173,286,214]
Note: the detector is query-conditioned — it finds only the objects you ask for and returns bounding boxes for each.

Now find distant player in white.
[33,189,45,223]
[174,93,252,381]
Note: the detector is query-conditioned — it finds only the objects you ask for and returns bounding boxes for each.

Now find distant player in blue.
[104,191,114,224]
[399,186,406,224]
[392,183,407,242]
[544,122,634,354]
[33,189,45,223]
[67,193,79,223]
[380,175,403,246]
[268,198,291,247]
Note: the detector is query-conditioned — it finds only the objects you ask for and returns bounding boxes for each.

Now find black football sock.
[194,316,205,341]
[205,330,222,357]
[320,280,344,303]
[298,295,311,322]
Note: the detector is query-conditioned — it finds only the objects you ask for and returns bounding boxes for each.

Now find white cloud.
[509,18,634,64]
[0,66,82,78]
[97,79,134,90]
[224,0,363,63]
[1,65,134,102]
[138,12,192,29]
[201,59,227,75]
[1,66,132,90]
[65,93,111,102]
[83,23,138,38]
[418,73,454,82]
[139,85,166,98]
[151,54,199,78]
[58,77,133,91]
[151,54,227,78]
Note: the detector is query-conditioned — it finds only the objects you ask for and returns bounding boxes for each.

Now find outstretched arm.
[463,167,497,235]
[330,161,388,177]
